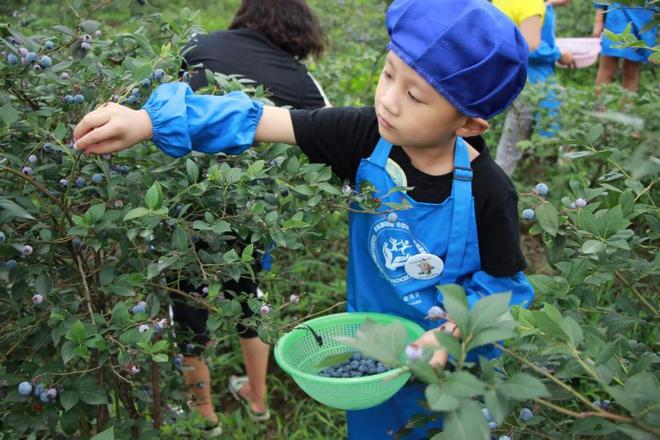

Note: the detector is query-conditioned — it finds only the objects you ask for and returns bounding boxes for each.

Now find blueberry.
[74,94,85,104]
[375,365,386,373]
[570,202,577,209]
[80,42,92,51]
[427,305,446,320]
[46,388,57,399]
[92,173,103,184]
[44,143,54,153]
[498,436,512,440]
[72,238,83,249]
[488,421,497,430]
[260,304,270,316]
[131,301,147,314]
[33,383,44,397]
[575,198,587,208]
[173,354,184,370]
[18,382,32,396]
[127,95,139,105]
[140,78,151,88]
[64,95,75,104]
[32,294,44,305]
[6,53,18,65]
[25,52,37,63]
[482,407,493,422]
[534,183,549,197]
[82,34,93,42]
[28,154,38,164]
[405,344,423,361]
[75,177,86,188]
[95,30,102,37]
[138,324,149,333]
[202,286,209,294]
[22,166,33,176]
[38,55,52,68]
[155,318,168,331]
[40,391,50,403]
[152,68,165,81]
[0,231,5,242]
[113,200,124,208]
[131,87,140,97]
[522,208,535,221]
[350,360,359,369]
[289,294,300,304]
[6,259,17,270]
[21,245,33,256]
[59,72,69,80]
[519,407,533,422]
[45,40,54,49]
[358,364,368,373]
[18,48,28,57]
[59,178,68,187]
[119,165,130,174]
[341,184,352,195]
[128,365,140,375]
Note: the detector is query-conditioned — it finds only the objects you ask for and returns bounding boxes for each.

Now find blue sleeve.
[529,40,561,65]
[439,271,535,361]
[142,82,264,158]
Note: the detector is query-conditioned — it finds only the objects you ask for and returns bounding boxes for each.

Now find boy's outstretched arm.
[74,82,297,156]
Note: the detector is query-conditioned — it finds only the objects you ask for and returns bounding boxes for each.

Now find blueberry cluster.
[318,353,389,378]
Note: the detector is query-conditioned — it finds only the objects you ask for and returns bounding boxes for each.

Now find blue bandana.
[386,0,528,119]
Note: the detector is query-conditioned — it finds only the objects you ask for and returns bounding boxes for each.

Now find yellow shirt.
[492,0,546,25]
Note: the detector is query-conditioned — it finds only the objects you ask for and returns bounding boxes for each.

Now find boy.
[74,0,535,438]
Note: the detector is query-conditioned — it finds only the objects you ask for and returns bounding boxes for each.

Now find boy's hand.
[73,103,153,156]
[413,321,461,368]
[558,51,577,68]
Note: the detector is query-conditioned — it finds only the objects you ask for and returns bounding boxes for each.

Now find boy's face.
[374,51,466,149]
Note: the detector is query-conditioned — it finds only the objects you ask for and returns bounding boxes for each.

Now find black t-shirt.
[290,107,527,277]
[183,28,327,109]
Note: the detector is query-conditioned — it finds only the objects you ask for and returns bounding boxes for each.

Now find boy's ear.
[455,117,489,138]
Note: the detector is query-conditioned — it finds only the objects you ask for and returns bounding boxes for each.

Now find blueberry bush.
[1,1,658,439]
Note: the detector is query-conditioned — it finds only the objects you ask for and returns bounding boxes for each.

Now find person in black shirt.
[174,0,329,426]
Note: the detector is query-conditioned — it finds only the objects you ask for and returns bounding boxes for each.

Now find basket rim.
[274,311,425,385]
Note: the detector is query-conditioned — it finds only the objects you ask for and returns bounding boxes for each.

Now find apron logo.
[369,218,428,285]
[386,158,407,187]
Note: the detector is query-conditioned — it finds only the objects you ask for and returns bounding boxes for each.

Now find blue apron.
[346,136,481,439]
[598,2,657,63]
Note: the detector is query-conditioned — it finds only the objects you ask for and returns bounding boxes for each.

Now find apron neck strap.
[368,138,393,167]
[444,137,474,279]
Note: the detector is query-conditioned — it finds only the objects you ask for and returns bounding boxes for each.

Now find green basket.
[274,312,425,410]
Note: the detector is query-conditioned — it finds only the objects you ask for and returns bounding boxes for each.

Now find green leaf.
[66,320,87,345]
[437,284,468,332]
[186,159,199,182]
[60,390,79,412]
[443,372,486,398]
[469,292,511,334]
[560,317,584,347]
[99,266,115,286]
[61,341,77,364]
[152,353,168,363]
[466,323,518,352]
[582,240,605,254]
[440,399,490,440]
[425,384,461,411]
[35,273,53,296]
[90,427,114,440]
[334,319,408,368]
[316,352,354,369]
[145,182,162,210]
[434,331,462,360]
[498,373,549,400]
[147,256,177,280]
[111,302,130,326]
[87,204,106,223]
[484,389,509,425]
[587,124,604,145]
[0,198,35,220]
[0,103,19,126]
[124,207,151,221]
[535,202,559,236]
[172,226,188,251]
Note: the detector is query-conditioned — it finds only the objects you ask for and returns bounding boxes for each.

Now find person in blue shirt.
[73,0,535,437]
[494,0,576,176]
[593,1,657,93]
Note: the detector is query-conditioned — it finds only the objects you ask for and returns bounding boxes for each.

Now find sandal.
[228,375,271,422]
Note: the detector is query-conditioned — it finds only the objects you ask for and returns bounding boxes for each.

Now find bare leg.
[237,336,270,414]
[595,55,619,96]
[182,356,218,424]
[621,59,641,93]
